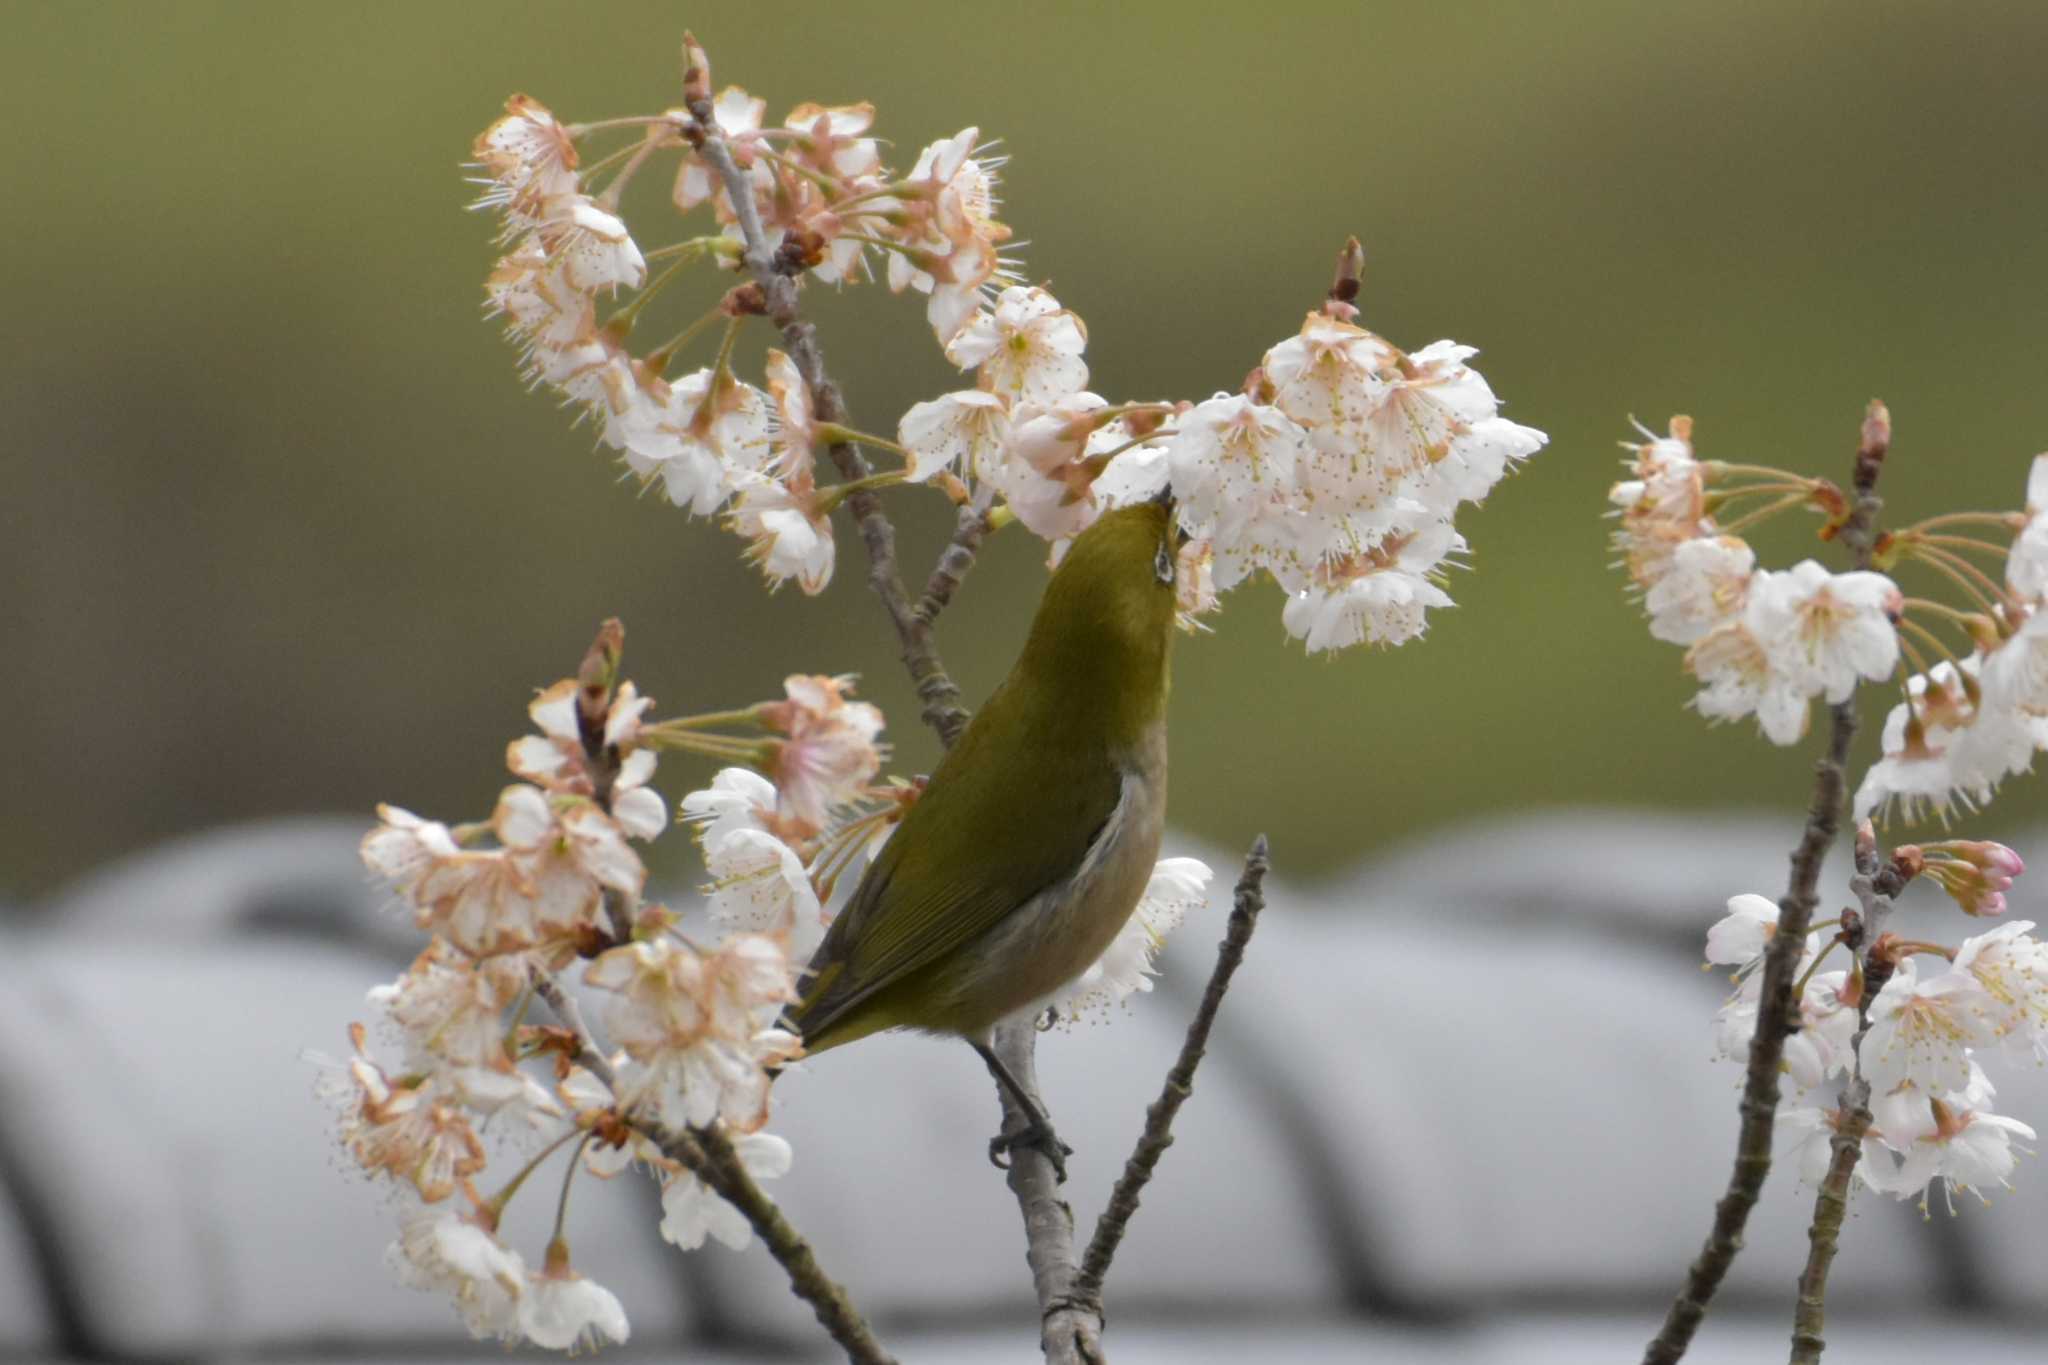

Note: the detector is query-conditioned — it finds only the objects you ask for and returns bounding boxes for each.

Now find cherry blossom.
[945,285,1089,405]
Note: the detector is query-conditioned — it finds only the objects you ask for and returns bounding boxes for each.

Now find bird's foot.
[988,1118,1074,1183]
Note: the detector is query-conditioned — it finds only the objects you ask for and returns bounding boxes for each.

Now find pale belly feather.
[924,753,1166,1041]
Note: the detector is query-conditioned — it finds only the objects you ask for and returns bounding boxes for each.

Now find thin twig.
[685,73,968,747]
[1789,829,1906,1363]
[917,503,993,626]
[1073,835,1270,1309]
[1643,401,1890,1365]
[528,966,896,1365]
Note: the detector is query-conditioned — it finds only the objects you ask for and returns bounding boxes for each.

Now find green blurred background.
[7,1,2048,902]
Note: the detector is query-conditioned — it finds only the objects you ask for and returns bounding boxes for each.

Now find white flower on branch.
[1747,560,1901,704]
[390,1210,527,1341]
[2004,453,2048,600]
[484,239,593,348]
[1704,891,1779,972]
[945,285,1089,405]
[1861,956,2001,1096]
[1954,919,2048,1058]
[759,674,887,835]
[1687,622,1812,746]
[1263,312,1395,440]
[1166,394,1311,555]
[681,767,783,847]
[1775,1105,1901,1192]
[1281,520,1462,653]
[537,200,646,294]
[585,934,800,1133]
[470,95,581,229]
[499,786,646,911]
[1872,1084,2038,1210]
[1049,858,1210,1021]
[519,1256,632,1353]
[660,1131,793,1251]
[1608,416,1710,593]
[727,470,836,596]
[1786,970,1859,1091]
[325,1025,485,1202]
[762,349,819,479]
[367,944,524,1074]
[1854,657,2035,822]
[702,826,826,955]
[899,388,1010,484]
[1644,535,1755,646]
[621,367,773,515]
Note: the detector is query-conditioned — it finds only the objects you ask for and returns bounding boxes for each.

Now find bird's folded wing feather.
[793,691,1121,1034]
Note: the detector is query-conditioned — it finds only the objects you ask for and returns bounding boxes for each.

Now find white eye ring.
[1154,536,1175,585]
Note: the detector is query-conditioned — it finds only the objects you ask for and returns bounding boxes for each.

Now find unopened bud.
[721,282,768,316]
[577,619,626,743]
[1324,235,1364,319]
[1858,398,1892,481]
[1916,839,2023,917]
[1123,407,1169,439]
[681,33,713,112]
[777,226,828,272]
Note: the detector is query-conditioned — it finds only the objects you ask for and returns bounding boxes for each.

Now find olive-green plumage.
[789,500,1179,1055]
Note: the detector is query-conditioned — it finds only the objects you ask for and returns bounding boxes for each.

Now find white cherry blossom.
[1051,858,1210,1020]
[390,1211,527,1341]
[1644,535,1755,646]
[1746,560,1902,703]
[899,389,1010,484]
[659,1131,793,1250]
[1862,957,2001,1095]
[945,285,1088,405]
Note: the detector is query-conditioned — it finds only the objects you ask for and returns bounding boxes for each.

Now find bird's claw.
[988,1121,1074,1182]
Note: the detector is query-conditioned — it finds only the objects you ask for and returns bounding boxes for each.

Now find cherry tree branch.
[1790,827,1906,1364]
[1073,835,1270,1309]
[917,503,993,626]
[682,42,968,748]
[1643,401,1890,1365]
[528,968,896,1365]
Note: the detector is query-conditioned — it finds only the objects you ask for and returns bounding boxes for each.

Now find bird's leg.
[971,1040,1073,1182]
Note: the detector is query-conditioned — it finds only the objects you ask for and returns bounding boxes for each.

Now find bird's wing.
[792,687,1122,1041]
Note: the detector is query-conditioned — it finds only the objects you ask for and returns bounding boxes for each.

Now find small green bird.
[786,499,1180,1177]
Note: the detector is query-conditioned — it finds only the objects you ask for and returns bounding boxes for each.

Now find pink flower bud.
[1918,840,2024,917]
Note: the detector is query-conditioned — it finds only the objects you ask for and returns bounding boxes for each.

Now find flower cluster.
[338,654,792,1348]
[472,52,1540,651]
[1705,886,2043,1211]
[901,287,1547,649]
[1854,456,2048,821]
[469,69,1019,598]
[1609,417,1905,744]
[337,644,1208,1349]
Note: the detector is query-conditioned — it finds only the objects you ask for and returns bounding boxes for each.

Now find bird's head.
[1015,499,1180,736]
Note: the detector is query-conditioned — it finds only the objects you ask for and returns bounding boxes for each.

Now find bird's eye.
[1154,535,1175,585]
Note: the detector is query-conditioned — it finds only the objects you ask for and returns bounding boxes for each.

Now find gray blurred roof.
[3,812,2043,1361]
